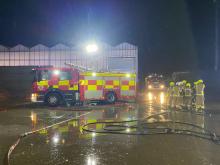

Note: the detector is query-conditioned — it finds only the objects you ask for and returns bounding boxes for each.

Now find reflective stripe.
[96,80,104,85]
[36,78,135,92]
[105,85,114,89]
[184,88,192,97]
[113,80,120,86]
[84,80,88,85]
[69,85,78,90]
[81,72,136,78]
[37,80,78,91]
[87,85,97,91]
[121,86,129,91]
[59,80,69,85]
[37,80,48,86]
[129,80,135,86]
[81,79,135,91]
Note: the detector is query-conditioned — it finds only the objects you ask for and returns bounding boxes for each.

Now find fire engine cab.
[31,66,136,106]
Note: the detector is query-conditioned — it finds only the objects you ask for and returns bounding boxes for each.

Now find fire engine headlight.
[148,92,153,101]
[160,85,164,89]
[160,92,165,104]
[31,93,38,102]
[148,85,152,89]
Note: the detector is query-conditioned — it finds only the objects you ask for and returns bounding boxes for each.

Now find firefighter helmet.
[182,80,187,84]
[198,79,203,83]
[186,83,191,87]
[169,82,174,86]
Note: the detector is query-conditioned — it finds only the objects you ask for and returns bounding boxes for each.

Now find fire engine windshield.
[35,70,72,81]
[38,70,52,81]
[146,75,164,83]
[59,71,72,80]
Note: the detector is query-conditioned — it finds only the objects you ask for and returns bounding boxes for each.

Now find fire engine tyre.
[106,92,116,104]
[46,93,61,107]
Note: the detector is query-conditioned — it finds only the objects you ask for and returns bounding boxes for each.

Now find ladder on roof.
[64,62,94,72]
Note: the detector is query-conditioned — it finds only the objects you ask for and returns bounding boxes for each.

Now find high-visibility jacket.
[195,83,205,96]
[173,86,179,97]
[184,87,192,97]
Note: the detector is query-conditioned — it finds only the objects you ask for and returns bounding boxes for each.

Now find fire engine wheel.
[46,93,61,107]
[106,92,116,104]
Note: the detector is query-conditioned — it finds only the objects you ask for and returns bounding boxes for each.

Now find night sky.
[0,0,217,78]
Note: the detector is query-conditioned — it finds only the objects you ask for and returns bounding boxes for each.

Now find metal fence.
[0,42,138,74]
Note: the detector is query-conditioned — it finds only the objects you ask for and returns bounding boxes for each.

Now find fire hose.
[4,112,91,165]
[82,109,220,144]
[4,103,216,165]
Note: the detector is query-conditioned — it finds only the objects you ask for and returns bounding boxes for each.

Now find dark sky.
[0,0,217,78]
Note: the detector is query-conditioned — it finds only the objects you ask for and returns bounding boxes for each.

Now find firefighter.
[182,80,187,85]
[184,83,192,109]
[195,79,205,111]
[181,80,187,107]
[191,81,197,109]
[166,81,175,107]
[176,82,183,109]
[172,82,179,109]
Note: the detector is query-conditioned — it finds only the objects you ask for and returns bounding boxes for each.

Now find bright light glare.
[86,44,98,53]
[126,73,131,78]
[53,135,59,144]
[87,156,97,165]
[30,112,36,121]
[92,132,96,137]
[160,85,164,89]
[53,70,60,75]
[92,72,96,77]
[126,128,130,133]
[31,93,37,102]
[160,92,165,104]
[31,114,34,121]
[148,85,152,89]
[148,92,153,101]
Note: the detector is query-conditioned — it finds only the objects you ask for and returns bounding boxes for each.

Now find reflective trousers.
[195,95,205,110]
[171,96,177,108]
[184,96,192,109]
[167,95,173,107]
[176,96,183,108]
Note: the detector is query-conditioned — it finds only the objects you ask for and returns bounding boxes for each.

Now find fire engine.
[145,74,165,91]
[31,65,136,107]
[145,74,166,104]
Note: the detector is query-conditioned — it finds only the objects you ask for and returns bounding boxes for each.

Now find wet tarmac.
[1,102,220,165]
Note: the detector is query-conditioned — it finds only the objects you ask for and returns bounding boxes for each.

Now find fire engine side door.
[69,69,79,91]
[57,69,78,91]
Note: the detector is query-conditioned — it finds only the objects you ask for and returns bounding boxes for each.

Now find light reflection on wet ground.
[1,102,220,165]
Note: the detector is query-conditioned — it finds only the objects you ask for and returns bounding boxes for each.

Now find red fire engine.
[31,66,136,106]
